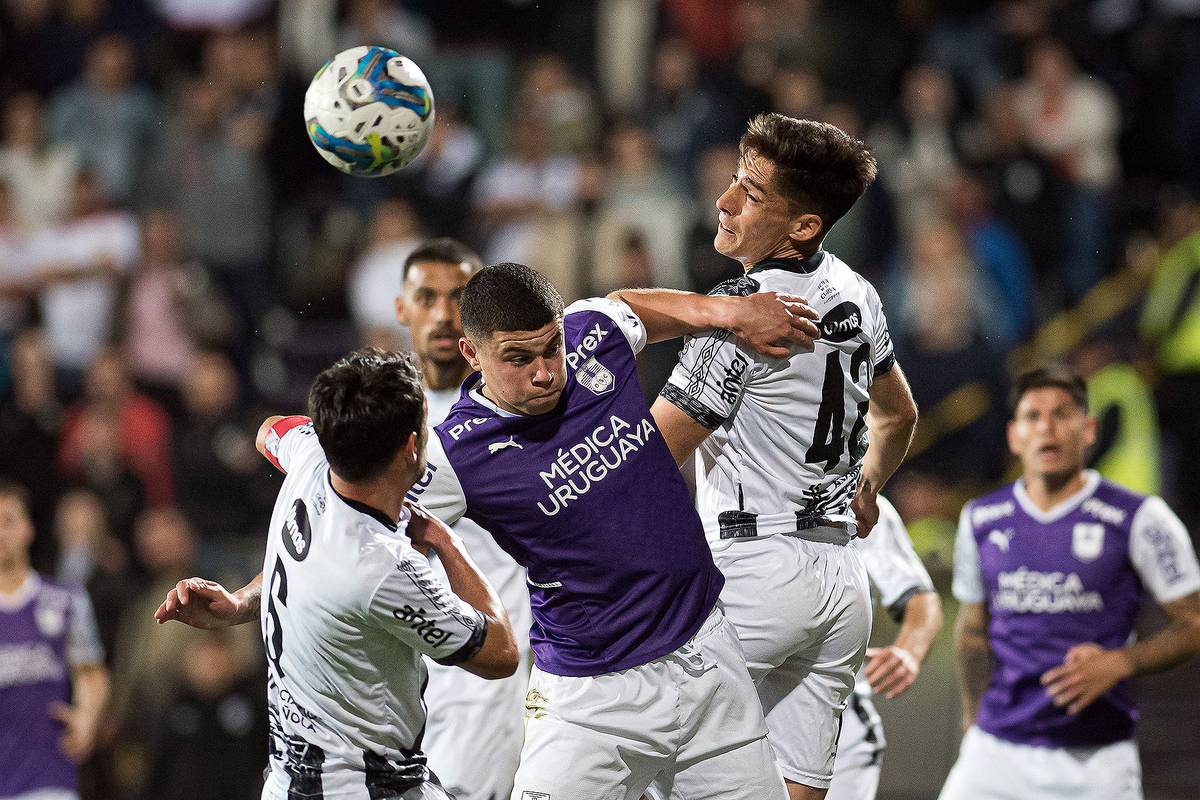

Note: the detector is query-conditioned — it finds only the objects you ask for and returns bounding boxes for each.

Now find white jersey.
[661,251,895,544]
[259,416,488,799]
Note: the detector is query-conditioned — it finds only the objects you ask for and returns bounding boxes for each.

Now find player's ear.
[394,295,408,325]
[459,336,481,371]
[789,212,824,246]
[1082,413,1098,450]
[1006,419,1021,457]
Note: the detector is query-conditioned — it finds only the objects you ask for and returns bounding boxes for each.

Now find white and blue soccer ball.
[304,46,435,178]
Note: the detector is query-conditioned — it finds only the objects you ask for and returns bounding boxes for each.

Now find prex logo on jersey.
[488,436,523,454]
[447,416,492,441]
[565,322,610,369]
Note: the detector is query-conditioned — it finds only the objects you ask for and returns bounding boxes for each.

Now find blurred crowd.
[2,1,1200,797]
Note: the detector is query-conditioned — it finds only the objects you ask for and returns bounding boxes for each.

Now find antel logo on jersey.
[819,301,863,343]
[282,499,312,561]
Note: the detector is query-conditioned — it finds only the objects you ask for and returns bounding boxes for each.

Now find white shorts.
[826,688,885,800]
[261,773,453,800]
[714,534,872,789]
[938,726,1143,800]
[510,606,785,800]
[422,651,531,800]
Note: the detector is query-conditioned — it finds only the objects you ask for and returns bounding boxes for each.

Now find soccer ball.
[303,46,435,178]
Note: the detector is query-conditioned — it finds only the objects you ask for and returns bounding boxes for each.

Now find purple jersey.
[953,472,1200,747]
[409,298,725,677]
[0,573,104,797]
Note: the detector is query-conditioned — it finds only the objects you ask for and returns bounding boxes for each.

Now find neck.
[743,242,819,273]
[1023,469,1087,512]
[0,559,30,595]
[329,471,407,525]
[479,382,525,416]
[420,355,472,392]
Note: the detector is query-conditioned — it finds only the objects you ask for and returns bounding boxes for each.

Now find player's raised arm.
[154,574,263,628]
[854,364,918,535]
[608,287,819,358]
[402,503,518,680]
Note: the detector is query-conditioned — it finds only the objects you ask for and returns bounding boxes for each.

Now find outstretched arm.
[608,288,819,358]
[155,574,263,628]
[864,590,943,700]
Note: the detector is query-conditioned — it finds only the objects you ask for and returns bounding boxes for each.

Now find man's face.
[1008,387,1096,483]
[396,260,474,368]
[462,320,566,416]
[0,495,33,566]
[714,149,819,264]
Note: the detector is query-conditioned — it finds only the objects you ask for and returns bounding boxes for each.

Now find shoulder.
[564,297,646,356]
[964,485,1019,529]
[707,273,761,297]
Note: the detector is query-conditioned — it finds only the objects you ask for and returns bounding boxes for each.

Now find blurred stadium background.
[1,0,1198,798]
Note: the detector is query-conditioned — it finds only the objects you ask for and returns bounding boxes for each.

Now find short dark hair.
[459,263,564,339]
[307,349,426,482]
[1009,365,1089,417]
[0,480,32,517]
[739,113,877,237]
[403,238,483,279]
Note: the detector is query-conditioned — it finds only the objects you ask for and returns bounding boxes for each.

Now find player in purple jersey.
[0,481,109,800]
[940,366,1200,800]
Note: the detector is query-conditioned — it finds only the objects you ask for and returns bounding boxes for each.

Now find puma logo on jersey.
[488,436,523,454]
[988,528,1014,552]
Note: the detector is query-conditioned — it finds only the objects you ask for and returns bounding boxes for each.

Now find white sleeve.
[366,547,488,664]
[262,416,323,475]
[1129,496,1200,604]
[952,503,986,603]
[864,281,896,376]
[66,590,105,666]
[856,496,934,620]
[406,430,468,526]
[564,297,647,354]
[659,330,753,430]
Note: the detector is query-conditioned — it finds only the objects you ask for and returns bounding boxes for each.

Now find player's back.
[259,417,487,799]
[663,251,894,542]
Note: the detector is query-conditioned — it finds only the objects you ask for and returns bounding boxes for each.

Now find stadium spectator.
[0,328,63,568]
[472,113,583,298]
[59,405,146,544]
[1140,192,1200,528]
[1014,38,1120,301]
[53,487,135,660]
[0,92,80,230]
[143,631,267,800]
[335,0,433,66]
[47,34,158,204]
[58,347,173,508]
[683,144,742,293]
[346,198,423,349]
[590,121,690,292]
[0,179,33,357]
[517,52,599,155]
[392,102,486,239]
[25,170,139,383]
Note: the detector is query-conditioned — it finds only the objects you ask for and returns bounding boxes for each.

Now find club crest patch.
[576,357,614,395]
[1072,523,1105,562]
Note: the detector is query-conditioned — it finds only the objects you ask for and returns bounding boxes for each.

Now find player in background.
[616,113,918,800]
[157,350,519,799]
[940,366,1200,800]
[395,237,534,800]
[0,481,110,800]
[829,495,942,800]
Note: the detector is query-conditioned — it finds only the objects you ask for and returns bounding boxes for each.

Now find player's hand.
[864,645,920,699]
[1040,643,1134,715]
[154,577,243,629]
[48,701,99,763]
[852,483,880,538]
[404,501,457,557]
[728,292,819,358]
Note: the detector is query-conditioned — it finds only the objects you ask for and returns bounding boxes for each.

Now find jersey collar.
[1013,469,1102,524]
[0,571,39,611]
[747,250,826,276]
[326,472,403,531]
